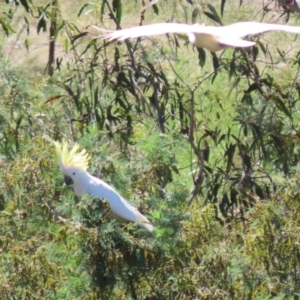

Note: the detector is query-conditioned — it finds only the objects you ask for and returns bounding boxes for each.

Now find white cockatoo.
[94,21,300,52]
[54,140,154,232]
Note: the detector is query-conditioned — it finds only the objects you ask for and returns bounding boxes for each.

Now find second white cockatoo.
[93,21,300,52]
[54,140,154,232]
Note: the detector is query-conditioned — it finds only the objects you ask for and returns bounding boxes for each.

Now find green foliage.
[1,0,300,299]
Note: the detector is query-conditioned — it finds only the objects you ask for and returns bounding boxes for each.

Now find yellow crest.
[53,140,90,171]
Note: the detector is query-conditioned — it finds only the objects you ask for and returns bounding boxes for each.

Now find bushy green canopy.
[1,0,300,299]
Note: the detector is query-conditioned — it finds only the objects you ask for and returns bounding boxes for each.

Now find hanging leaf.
[203,11,219,24]
[24,38,29,51]
[71,32,88,44]
[211,52,219,71]
[112,0,122,24]
[0,19,16,36]
[257,40,267,57]
[206,4,223,25]
[211,73,218,84]
[141,0,159,14]
[24,16,30,34]
[269,95,291,118]
[192,8,200,24]
[197,48,206,67]
[153,3,159,14]
[221,0,226,17]
[245,82,260,94]
[203,141,210,162]
[219,193,229,217]
[252,45,259,62]
[228,59,236,80]
[225,143,236,173]
[37,14,47,34]
[78,4,89,17]
[20,0,31,13]
[229,78,240,95]
[100,0,105,23]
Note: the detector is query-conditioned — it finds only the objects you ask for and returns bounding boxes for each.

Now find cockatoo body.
[54,141,154,232]
[94,21,300,52]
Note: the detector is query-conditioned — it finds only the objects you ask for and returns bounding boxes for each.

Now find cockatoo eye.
[73,172,76,175]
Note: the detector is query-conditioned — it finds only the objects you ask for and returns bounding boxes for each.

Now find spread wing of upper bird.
[54,140,154,232]
[93,21,300,52]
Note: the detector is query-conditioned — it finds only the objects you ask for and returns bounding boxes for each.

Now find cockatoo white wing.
[85,174,154,232]
[93,23,229,51]
[94,21,300,52]
[218,21,300,38]
[216,38,256,48]
[180,24,256,51]
[93,23,196,41]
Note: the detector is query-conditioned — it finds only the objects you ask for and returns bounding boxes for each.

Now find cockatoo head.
[53,140,90,186]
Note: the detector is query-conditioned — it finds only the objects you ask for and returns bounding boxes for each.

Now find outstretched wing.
[93,23,194,41]
[218,22,300,38]
[94,21,300,44]
[218,37,255,48]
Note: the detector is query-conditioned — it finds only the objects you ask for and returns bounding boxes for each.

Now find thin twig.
[186,90,205,206]
[41,198,67,223]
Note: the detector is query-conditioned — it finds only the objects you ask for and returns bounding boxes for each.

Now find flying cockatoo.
[93,21,300,52]
[54,140,154,232]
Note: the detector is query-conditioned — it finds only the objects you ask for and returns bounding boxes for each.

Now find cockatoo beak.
[64,175,74,185]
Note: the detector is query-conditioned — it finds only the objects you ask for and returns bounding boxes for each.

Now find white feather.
[93,21,300,52]
[75,172,154,232]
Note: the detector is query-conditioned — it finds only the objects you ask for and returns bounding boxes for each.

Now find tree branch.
[41,197,67,223]
[187,90,205,205]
